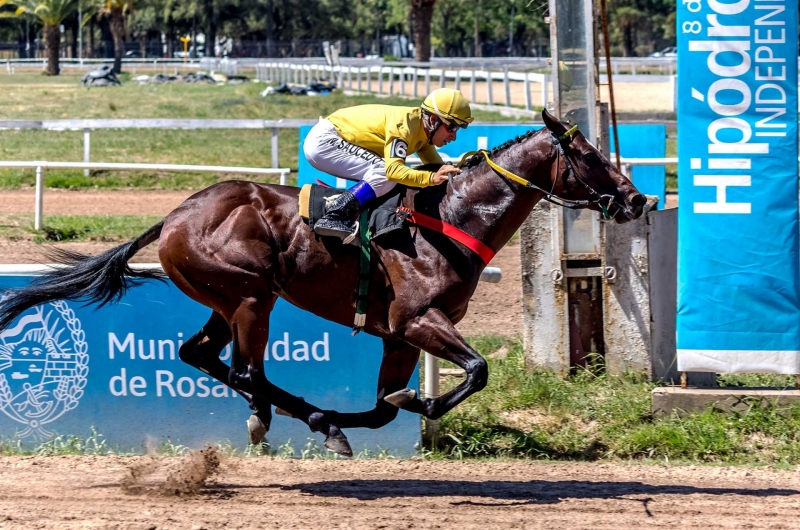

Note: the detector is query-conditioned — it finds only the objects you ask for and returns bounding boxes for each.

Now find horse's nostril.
[631,194,647,208]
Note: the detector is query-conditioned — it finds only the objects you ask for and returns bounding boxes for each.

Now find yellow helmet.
[421,88,474,129]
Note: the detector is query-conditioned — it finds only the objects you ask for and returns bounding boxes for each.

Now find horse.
[0,110,646,456]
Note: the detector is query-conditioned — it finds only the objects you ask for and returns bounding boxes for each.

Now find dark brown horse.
[0,110,645,456]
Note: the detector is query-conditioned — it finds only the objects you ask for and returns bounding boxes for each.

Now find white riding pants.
[303,118,396,197]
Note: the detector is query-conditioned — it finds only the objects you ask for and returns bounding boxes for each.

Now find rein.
[393,125,618,265]
[455,125,615,220]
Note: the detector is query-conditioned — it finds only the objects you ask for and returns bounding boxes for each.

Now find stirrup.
[342,220,360,246]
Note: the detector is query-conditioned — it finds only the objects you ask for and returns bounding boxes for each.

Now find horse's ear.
[542,109,568,136]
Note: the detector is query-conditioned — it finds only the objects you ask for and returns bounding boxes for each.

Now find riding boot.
[313,181,376,245]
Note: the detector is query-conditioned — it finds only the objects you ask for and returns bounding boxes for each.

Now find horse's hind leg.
[228,296,354,456]
[179,310,273,444]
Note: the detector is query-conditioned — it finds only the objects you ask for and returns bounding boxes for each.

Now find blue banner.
[0,275,420,454]
[677,0,800,372]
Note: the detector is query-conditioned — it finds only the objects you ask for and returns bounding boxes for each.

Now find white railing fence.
[0,161,290,230]
[255,62,550,111]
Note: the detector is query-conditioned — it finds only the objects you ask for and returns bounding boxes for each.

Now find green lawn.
[0,71,521,190]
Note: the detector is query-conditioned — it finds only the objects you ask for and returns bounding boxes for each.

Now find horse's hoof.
[384,388,416,408]
[246,414,268,445]
[324,431,353,457]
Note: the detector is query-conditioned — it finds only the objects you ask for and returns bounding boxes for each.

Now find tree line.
[0,0,679,75]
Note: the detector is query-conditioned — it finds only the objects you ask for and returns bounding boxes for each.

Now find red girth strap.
[396,206,496,264]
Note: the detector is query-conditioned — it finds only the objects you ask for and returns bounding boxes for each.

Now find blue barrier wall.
[299,123,666,205]
[609,125,667,207]
[0,275,420,455]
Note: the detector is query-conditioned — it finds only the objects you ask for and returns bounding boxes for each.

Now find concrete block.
[652,386,800,417]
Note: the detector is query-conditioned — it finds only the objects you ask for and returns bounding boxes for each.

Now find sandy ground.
[0,454,798,529]
[352,79,675,113]
[0,189,522,338]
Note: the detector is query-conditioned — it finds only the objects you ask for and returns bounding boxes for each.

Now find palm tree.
[101,0,132,74]
[0,0,79,75]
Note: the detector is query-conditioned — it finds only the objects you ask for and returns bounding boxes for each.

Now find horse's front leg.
[384,307,488,420]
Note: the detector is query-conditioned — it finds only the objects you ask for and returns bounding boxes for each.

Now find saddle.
[298,183,407,240]
[298,183,408,335]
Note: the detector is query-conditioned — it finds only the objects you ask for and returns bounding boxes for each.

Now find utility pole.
[78,1,82,64]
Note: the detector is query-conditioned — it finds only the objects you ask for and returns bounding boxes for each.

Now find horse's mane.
[461,127,543,170]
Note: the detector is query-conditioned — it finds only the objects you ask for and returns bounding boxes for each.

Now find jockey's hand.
[433,165,461,185]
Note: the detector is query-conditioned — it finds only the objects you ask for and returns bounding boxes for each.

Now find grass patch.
[0,214,163,242]
[0,71,522,190]
[430,335,800,466]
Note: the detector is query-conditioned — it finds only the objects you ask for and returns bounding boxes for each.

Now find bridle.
[456,126,618,220]
[548,126,616,220]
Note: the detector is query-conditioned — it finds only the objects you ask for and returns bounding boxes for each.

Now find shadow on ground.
[269,479,799,507]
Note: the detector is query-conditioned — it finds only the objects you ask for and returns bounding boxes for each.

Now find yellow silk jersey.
[326,105,443,187]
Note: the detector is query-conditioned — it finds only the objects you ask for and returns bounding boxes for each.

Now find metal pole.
[503,66,511,107]
[271,127,279,168]
[424,352,440,441]
[471,69,476,102]
[34,166,43,230]
[413,68,418,98]
[83,128,90,177]
[487,69,494,106]
[424,69,430,95]
[78,4,83,65]
[439,69,446,89]
[524,73,531,111]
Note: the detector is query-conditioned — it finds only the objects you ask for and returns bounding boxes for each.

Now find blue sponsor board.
[677,0,799,372]
[0,275,420,454]
[299,123,666,203]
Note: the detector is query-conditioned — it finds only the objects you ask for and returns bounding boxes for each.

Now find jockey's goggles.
[441,116,468,132]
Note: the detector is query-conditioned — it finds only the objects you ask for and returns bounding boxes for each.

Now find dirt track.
[0,455,798,529]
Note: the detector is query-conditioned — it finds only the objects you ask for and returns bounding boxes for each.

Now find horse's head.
[541,109,646,223]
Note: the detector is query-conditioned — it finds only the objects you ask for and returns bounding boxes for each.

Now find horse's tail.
[0,220,166,332]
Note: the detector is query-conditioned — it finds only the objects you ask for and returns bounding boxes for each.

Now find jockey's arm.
[383,138,439,187]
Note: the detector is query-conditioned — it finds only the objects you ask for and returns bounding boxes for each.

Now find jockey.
[303,87,474,241]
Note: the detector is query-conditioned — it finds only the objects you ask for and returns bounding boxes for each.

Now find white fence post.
[424,352,440,441]
[487,70,494,106]
[400,67,405,95]
[542,75,549,109]
[413,68,419,98]
[503,66,511,107]
[379,66,384,94]
[34,166,44,230]
[471,69,476,102]
[524,73,532,111]
[455,69,461,91]
[367,66,373,92]
[439,69,446,89]
[83,128,91,177]
[357,67,362,92]
[271,128,279,169]
[424,69,431,95]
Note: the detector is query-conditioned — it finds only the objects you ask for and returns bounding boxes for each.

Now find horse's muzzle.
[614,192,647,223]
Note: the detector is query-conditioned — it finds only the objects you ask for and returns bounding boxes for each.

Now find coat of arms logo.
[0,300,88,438]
